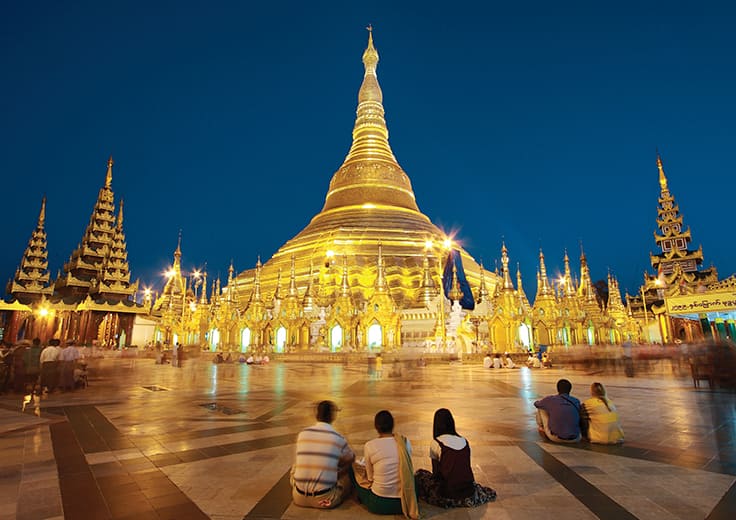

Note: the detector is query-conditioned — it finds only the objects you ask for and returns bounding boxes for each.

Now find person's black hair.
[433,408,458,439]
[557,378,572,394]
[316,400,337,423]
[374,410,394,434]
[32,338,41,346]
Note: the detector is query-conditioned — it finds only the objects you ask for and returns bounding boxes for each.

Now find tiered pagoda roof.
[7,197,54,301]
[55,157,137,301]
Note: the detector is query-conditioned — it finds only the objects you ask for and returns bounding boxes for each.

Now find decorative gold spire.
[288,255,298,297]
[174,230,182,266]
[562,249,575,297]
[116,199,124,230]
[374,242,387,292]
[200,271,208,304]
[477,260,490,302]
[39,196,46,226]
[501,243,514,291]
[340,254,350,296]
[8,196,53,299]
[253,256,262,303]
[657,153,668,192]
[537,249,552,296]
[273,268,282,301]
[320,28,420,213]
[448,262,463,302]
[106,156,114,189]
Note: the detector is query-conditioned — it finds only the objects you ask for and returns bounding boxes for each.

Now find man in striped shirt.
[291,400,355,509]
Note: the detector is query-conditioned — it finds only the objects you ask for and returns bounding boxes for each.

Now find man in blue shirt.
[534,379,582,443]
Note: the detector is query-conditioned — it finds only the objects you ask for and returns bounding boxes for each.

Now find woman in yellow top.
[582,383,625,444]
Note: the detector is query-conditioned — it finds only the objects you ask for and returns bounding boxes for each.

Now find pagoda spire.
[650,153,712,281]
[8,196,53,300]
[273,268,283,301]
[106,156,114,189]
[501,243,514,291]
[448,262,463,302]
[253,256,263,303]
[477,260,490,303]
[420,250,437,307]
[200,270,208,304]
[94,198,137,300]
[374,242,387,293]
[340,254,351,297]
[321,28,420,213]
[562,249,575,297]
[537,249,552,297]
[56,157,118,298]
[302,259,316,310]
[288,255,298,297]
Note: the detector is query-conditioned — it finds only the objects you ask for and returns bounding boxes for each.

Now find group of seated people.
[534,378,625,444]
[483,352,516,369]
[291,401,496,517]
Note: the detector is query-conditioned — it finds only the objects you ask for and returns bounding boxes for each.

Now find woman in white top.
[351,410,411,515]
[582,382,625,444]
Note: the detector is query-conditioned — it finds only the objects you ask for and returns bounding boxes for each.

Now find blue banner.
[442,249,476,310]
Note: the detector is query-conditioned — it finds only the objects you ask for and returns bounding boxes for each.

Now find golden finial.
[657,152,668,191]
[116,199,124,230]
[38,196,46,226]
[106,156,114,188]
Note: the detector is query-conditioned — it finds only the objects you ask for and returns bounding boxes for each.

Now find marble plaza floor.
[0,356,734,520]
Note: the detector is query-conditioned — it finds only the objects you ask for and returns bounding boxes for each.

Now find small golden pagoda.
[7,197,54,300]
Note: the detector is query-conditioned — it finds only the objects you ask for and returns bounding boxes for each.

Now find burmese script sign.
[666,292,736,314]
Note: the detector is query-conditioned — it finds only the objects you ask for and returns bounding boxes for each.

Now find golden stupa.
[230,29,491,307]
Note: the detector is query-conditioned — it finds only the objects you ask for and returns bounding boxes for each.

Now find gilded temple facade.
[2,158,147,345]
[148,31,642,354]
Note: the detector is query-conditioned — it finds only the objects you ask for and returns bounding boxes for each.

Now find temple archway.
[241,328,251,351]
[276,326,287,352]
[330,325,343,351]
[367,322,382,349]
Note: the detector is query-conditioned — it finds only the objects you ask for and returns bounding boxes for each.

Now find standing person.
[1,341,14,393]
[534,379,583,443]
[415,408,497,508]
[39,339,61,392]
[352,410,418,517]
[582,382,625,444]
[12,342,29,393]
[291,400,355,509]
[59,344,81,391]
[375,353,383,379]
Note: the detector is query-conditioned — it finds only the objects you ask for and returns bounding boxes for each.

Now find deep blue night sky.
[3,1,735,299]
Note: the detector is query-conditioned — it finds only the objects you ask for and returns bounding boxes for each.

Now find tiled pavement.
[0,357,734,519]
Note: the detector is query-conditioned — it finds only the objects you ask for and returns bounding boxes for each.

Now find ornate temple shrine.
[1,158,147,345]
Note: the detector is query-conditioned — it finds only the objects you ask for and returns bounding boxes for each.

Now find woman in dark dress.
[414,408,496,508]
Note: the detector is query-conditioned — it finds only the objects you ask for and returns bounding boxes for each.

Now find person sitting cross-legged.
[534,378,583,443]
[582,382,624,444]
[414,408,497,508]
[352,410,419,518]
[291,400,355,509]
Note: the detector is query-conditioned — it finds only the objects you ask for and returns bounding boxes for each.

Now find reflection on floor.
[1,357,734,519]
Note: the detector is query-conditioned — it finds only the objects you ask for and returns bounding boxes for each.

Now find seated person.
[245,355,255,364]
[542,352,552,368]
[582,382,624,444]
[483,354,492,369]
[534,379,583,443]
[415,408,496,508]
[527,354,542,368]
[352,410,416,516]
[504,355,516,369]
[492,354,503,369]
[291,401,354,509]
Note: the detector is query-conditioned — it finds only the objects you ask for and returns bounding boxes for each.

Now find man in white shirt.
[59,344,81,390]
[39,339,61,391]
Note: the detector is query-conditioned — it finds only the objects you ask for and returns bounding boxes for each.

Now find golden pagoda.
[230,29,493,314]
[7,197,54,300]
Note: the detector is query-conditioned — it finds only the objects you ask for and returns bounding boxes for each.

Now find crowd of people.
[291,381,624,517]
[0,337,88,397]
[291,401,497,518]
